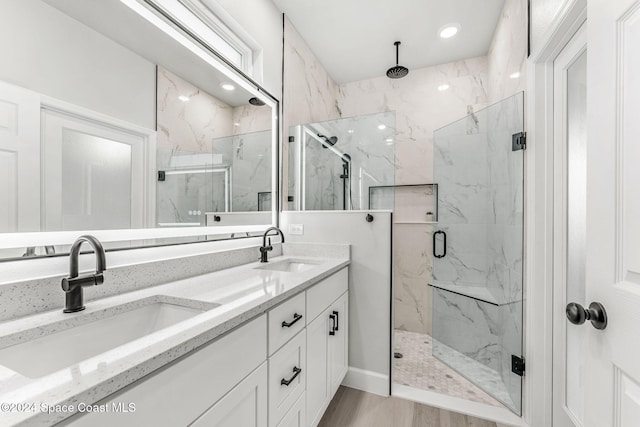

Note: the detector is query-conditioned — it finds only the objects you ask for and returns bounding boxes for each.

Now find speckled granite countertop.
[0,250,349,426]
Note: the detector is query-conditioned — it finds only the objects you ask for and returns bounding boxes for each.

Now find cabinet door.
[329,292,349,394]
[306,309,331,427]
[191,362,267,427]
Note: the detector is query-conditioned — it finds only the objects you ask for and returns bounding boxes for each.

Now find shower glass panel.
[156,129,271,226]
[156,165,229,227]
[432,92,524,414]
[292,112,395,210]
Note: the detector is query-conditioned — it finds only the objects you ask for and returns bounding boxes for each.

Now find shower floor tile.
[393,329,503,407]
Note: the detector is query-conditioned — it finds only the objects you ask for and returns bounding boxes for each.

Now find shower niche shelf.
[368,183,438,223]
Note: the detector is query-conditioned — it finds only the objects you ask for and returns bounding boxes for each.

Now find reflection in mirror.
[156,68,273,226]
[0,0,276,260]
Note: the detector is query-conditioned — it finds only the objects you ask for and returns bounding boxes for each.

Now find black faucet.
[259,227,285,263]
[61,235,107,313]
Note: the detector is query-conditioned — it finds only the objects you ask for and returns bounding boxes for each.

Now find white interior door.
[584,1,640,426]
[42,108,150,231]
[0,81,40,233]
[553,24,587,427]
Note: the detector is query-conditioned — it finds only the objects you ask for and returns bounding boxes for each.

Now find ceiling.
[45,0,260,107]
[273,0,505,84]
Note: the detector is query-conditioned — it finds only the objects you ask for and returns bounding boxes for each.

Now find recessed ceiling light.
[178,95,190,102]
[347,129,355,134]
[437,84,450,92]
[385,138,394,143]
[233,122,240,127]
[378,124,386,130]
[439,24,461,39]
[510,72,521,79]
[220,83,235,91]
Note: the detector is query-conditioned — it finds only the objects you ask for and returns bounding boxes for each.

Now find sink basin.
[255,259,321,273]
[0,297,217,378]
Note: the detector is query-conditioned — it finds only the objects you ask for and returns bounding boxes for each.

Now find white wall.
[487,0,528,103]
[281,211,392,395]
[0,0,156,129]
[213,0,283,98]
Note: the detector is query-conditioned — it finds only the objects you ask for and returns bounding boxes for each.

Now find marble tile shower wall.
[337,58,489,335]
[301,112,396,210]
[156,68,272,223]
[213,131,272,212]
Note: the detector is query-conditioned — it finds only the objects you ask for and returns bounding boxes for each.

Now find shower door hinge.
[511,355,525,376]
[512,132,526,151]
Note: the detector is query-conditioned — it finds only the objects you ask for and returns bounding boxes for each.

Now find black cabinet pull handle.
[332,310,339,331]
[329,314,336,335]
[433,230,446,258]
[281,366,302,386]
[281,313,302,328]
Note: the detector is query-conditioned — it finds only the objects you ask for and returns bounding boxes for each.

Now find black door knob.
[566,302,608,330]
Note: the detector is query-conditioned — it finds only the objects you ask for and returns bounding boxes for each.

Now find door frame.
[526,1,586,426]
[551,23,587,427]
[40,96,157,230]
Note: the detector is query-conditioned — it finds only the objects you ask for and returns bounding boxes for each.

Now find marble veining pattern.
[156,68,273,224]
[0,247,350,426]
[300,112,396,211]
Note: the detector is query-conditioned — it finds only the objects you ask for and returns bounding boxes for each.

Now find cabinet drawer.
[277,392,305,427]
[268,291,306,355]
[61,315,267,427]
[191,362,267,427]
[306,267,348,322]
[269,330,306,427]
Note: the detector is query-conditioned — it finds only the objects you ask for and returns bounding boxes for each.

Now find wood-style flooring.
[318,386,510,427]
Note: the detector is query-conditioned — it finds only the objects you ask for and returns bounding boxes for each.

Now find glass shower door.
[431,92,524,414]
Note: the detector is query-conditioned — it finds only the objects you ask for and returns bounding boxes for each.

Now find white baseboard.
[392,384,526,427]
[342,367,389,396]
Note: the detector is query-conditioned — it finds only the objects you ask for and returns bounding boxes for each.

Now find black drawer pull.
[329,314,336,335]
[281,366,302,386]
[332,310,339,331]
[281,313,302,328]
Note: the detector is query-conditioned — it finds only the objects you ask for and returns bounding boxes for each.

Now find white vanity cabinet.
[190,362,268,427]
[60,315,268,427]
[305,269,349,427]
[58,266,349,427]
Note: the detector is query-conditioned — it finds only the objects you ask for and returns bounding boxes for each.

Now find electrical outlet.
[288,224,304,235]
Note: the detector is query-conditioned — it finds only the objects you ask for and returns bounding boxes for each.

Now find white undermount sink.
[255,259,322,273]
[0,297,218,378]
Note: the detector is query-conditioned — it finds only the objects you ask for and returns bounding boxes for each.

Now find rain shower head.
[248,97,266,106]
[317,133,338,148]
[386,41,409,79]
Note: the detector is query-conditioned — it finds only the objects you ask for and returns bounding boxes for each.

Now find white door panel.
[553,24,587,427]
[0,81,40,233]
[42,108,150,232]
[585,1,640,426]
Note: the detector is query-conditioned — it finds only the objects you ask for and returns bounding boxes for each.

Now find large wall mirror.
[0,0,278,260]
